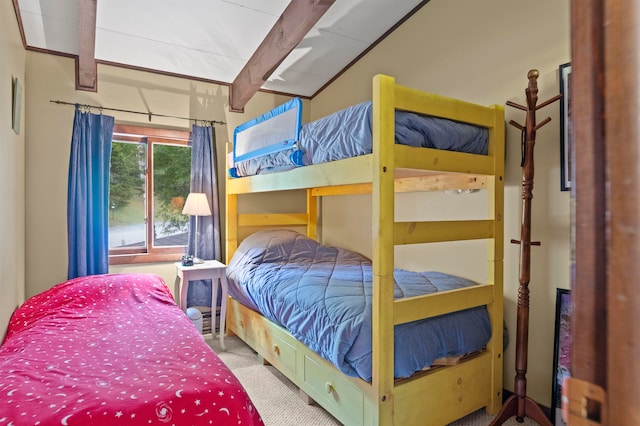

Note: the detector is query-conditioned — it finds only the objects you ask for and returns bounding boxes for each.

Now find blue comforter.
[232,100,488,177]
[226,229,492,381]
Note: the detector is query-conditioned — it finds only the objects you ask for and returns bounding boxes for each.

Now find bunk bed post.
[306,189,318,240]
[225,193,238,264]
[225,141,238,339]
[371,74,396,425]
[224,142,238,265]
[486,103,506,414]
[225,142,239,264]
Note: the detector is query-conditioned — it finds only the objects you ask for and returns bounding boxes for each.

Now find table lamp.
[182,193,212,263]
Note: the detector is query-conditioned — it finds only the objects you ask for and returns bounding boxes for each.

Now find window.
[109,125,191,264]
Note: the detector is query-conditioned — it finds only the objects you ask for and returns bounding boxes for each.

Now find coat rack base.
[489,394,552,426]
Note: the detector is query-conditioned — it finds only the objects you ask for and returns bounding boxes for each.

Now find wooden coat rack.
[490,70,561,426]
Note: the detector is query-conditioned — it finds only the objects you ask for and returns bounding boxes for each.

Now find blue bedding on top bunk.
[226,229,492,381]
[230,100,489,177]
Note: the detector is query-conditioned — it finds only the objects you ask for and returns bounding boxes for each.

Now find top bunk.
[227,74,504,196]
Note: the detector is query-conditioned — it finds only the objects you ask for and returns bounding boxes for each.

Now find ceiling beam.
[76,0,98,91]
[229,0,335,112]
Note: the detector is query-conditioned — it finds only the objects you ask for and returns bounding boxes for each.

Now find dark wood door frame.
[570,0,639,424]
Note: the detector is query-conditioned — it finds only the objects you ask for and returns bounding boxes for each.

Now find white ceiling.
[16,0,426,98]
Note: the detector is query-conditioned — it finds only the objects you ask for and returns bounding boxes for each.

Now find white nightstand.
[174,260,228,350]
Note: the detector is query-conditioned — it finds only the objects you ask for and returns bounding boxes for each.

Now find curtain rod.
[49,100,226,126]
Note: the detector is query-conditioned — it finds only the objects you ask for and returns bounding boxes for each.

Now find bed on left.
[0,273,263,426]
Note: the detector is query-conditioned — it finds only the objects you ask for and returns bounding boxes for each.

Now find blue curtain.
[67,109,114,279]
[187,124,221,307]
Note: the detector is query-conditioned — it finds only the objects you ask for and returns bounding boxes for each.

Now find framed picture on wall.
[12,76,22,135]
[559,63,572,191]
[551,288,572,425]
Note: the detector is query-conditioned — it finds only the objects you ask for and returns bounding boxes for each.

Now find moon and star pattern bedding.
[0,273,263,426]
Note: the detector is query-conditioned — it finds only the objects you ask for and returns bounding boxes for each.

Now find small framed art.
[12,76,22,135]
[559,63,572,191]
[551,288,571,425]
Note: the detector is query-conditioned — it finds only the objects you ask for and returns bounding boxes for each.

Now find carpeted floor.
[208,335,539,426]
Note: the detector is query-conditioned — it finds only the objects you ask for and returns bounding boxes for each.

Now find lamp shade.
[182,193,212,216]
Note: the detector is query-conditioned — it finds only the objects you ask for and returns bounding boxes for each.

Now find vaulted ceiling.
[13,0,428,110]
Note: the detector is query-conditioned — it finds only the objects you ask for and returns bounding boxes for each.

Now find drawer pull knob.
[325,382,334,394]
[272,344,280,355]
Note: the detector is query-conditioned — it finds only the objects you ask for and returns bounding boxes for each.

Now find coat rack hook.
[506,100,527,111]
[533,116,553,131]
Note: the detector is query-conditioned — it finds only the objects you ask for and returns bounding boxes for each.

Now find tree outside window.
[109,125,191,264]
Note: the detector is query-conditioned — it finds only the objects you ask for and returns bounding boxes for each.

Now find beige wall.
[0,1,26,341]
[24,53,299,298]
[313,0,570,406]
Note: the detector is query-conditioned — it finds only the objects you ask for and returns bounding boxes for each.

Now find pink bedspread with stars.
[0,273,263,426]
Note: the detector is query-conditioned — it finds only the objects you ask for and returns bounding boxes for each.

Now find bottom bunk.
[227,296,496,426]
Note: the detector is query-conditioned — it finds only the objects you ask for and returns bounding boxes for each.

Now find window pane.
[109,141,146,249]
[153,143,191,247]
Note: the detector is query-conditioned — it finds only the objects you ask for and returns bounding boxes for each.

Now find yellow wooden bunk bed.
[225,74,505,426]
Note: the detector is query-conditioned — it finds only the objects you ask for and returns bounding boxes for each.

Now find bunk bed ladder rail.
[370,74,396,425]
